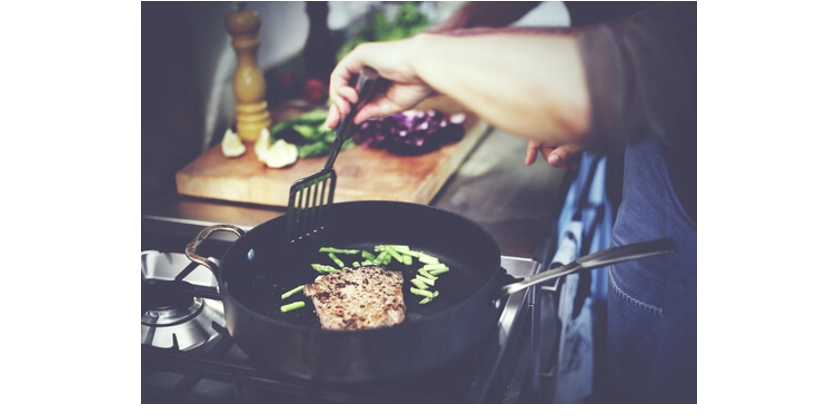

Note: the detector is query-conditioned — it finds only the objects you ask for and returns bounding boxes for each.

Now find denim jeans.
[606,137,697,403]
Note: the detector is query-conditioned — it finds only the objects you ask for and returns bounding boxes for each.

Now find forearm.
[410,32,590,146]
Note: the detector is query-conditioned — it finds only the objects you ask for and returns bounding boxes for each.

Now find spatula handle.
[324,67,380,169]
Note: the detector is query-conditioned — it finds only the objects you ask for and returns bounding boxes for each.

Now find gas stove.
[141,220,543,403]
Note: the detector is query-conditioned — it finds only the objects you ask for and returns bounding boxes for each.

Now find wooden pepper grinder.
[225,3,272,142]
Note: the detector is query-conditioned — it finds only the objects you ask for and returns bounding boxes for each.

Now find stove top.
[141,226,539,403]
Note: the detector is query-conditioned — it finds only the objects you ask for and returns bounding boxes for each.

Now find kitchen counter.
[142,127,567,259]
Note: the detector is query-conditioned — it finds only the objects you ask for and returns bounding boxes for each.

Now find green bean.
[417,254,439,264]
[417,269,438,280]
[428,266,450,275]
[410,287,434,298]
[319,247,360,254]
[414,276,435,286]
[281,285,304,300]
[418,297,433,305]
[280,301,305,313]
[423,263,447,272]
[410,278,429,290]
[385,248,404,264]
[311,264,339,274]
[328,252,345,268]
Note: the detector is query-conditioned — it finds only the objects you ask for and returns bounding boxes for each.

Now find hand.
[525,140,585,170]
[326,38,435,130]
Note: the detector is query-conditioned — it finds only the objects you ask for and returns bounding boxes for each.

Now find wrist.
[405,33,437,82]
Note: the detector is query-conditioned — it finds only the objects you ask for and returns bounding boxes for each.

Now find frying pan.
[186,200,674,382]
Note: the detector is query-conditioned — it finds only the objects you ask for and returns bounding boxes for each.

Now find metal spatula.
[286,67,380,243]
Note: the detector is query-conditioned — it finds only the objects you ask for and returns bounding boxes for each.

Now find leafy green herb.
[337,2,430,62]
[272,108,357,159]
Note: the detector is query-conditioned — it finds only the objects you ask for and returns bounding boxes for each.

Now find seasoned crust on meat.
[303,266,406,330]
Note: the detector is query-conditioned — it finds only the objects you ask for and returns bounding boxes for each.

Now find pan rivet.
[493,299,500,309]
[247,249,255,261]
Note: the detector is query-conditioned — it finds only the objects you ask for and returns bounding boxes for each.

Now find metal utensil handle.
[323,66,380,169]
[499,238,676,296]
[185,224,245,281]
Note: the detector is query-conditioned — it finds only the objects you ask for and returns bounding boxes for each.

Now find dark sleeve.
[576,2,696,152]
[426,1,542,33]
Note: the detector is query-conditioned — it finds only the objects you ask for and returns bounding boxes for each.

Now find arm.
[410,31,590,145]
[328,3,695,155]
[328,29,591,148]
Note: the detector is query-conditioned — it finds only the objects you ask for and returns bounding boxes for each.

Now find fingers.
[525,141,586,170]
[525,140,541,166]
[545,143,585,170]
[327,84,360,129]
[328,51,364,127]
[326,103,341,130]
[336,86,358,114]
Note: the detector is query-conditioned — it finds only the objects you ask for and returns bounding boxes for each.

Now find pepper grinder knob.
[225,6,272,142]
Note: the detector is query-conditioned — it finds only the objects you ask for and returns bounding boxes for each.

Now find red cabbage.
[353,110,466,156]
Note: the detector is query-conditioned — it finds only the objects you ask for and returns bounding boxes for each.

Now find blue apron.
[607,137,697,403]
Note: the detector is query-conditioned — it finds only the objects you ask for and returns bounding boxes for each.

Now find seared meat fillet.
[303,266,406,330]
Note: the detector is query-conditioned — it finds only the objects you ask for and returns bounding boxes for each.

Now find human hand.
[525,140,585,170]
[326,37,435,130]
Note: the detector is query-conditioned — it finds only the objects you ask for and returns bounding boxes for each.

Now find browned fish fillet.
[303,266,406,330]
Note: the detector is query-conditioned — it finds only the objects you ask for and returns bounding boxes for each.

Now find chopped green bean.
[361,260,374,266]
[385,248,404,264]
[376,244,410,253]
[328,252,345,268]
[361,250,376,261]
[280,301,305,313]
[417,269,438,280]
[417,254,439,264]
[414,276,435,286]
[418,297,433,305]
[352,261,360,268]
[396,248,420,258]
[410,278,429,290]
[423,263,447,272]
[386,245,411,252]
[319,247,360,254]
[410,287,434,298]
[433,290,440,298]
[311,263,339,274]
[281,284,304,300]
[373,250,389,265]
[428,266,450,275]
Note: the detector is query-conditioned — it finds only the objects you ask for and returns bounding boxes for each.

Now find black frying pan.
[186,200,673,382]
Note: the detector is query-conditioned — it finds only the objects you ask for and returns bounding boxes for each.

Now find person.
[325,1,696,404]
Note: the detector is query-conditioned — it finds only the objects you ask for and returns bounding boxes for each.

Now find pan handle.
[185,224,245,281]
[499,238,676,296]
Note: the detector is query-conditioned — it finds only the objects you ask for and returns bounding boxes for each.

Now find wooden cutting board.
[175,96,491,207]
